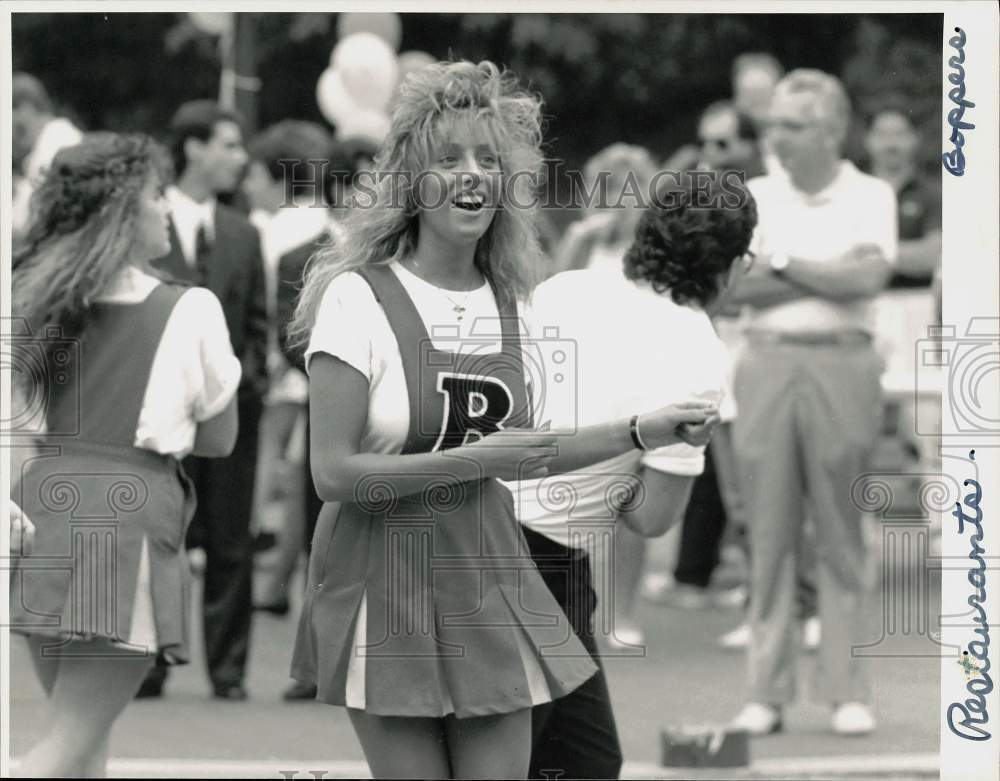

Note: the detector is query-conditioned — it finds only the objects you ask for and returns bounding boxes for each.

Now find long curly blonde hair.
[288,60,546,351]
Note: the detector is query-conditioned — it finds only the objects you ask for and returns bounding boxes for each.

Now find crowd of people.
[8,43,941,780]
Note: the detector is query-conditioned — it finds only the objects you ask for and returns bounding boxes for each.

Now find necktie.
[195,222,212,287]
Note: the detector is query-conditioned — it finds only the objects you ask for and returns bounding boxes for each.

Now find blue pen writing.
[942,27,976,177]
[945,450,992,742]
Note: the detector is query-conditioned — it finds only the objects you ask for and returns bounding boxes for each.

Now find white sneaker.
[607,624,645,648]
[718,622,751,650]
[802,616,821,652]
[640,572,675,600]
[731,702,783,735]
[713,584,749,608]
[832,702,876,735]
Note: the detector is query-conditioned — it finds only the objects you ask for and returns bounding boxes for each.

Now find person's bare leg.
[445,708,531,780]
[612,523,647,641]
[15,637,153,778]
[347,709,451,780]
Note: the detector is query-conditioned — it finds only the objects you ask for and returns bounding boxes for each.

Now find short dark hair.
[701,101,759,142]
[168,100,244,178]
[325,136,379,204]
[13,72,53,114]
[247,120,332,200]
[624,176,758,308]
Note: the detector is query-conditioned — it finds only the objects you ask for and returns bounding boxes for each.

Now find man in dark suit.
[139,100,268,701]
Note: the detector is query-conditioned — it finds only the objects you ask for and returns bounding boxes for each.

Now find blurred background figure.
[242,120,331,590]
[865,101,942,475]
[642,99,760,614]
[553,143,658,276]
[264,135,378,702]
[11,72,83,244]
[726,69,896,738]
[551,142,661,646]
[139,100,269,702]
[731,52,784,175]
[696,101,764,178]
[732,52,783,126]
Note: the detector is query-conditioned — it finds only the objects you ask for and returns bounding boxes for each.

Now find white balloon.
[331,32,399,113]
[189,12,233,36]
[336,108,391,147]
[316,67,361,128]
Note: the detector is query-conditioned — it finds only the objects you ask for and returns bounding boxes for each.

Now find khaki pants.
[733,339,882,705]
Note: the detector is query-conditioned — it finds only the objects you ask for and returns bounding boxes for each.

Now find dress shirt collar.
[166,185,217,238]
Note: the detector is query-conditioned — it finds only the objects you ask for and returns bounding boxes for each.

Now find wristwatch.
[769,252,790,276]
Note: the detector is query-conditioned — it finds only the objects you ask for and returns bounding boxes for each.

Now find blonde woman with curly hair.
[9,133,240,777]
[288,61,716,778]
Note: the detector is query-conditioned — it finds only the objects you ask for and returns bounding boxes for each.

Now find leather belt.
[744,329,873,346]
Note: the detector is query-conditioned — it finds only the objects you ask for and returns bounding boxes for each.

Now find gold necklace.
[406,258,482,321]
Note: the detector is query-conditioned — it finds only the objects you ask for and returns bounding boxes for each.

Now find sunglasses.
[698,136,732,150]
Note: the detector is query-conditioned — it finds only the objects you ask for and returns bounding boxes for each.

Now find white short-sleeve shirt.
[745,160,898,334]
[509,268,731,548]
[95,266,242,458]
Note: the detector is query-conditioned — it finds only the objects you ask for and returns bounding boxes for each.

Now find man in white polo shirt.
[726,69,897,737]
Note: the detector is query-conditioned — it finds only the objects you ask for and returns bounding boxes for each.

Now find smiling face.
[414,114,503,248]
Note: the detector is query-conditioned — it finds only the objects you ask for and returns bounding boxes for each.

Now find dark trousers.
[674,443,727,588]
[146,395,262,690]
[523,526,623,781]
[303,416,322,555]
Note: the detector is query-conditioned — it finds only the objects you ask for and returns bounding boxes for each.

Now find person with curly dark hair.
[9,132,240,777]
[509,177,755,780]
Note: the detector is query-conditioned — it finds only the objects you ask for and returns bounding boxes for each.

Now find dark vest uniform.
[290,266,597,717]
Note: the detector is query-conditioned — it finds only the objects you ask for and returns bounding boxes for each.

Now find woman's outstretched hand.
[636,400,720,450]
[455,429,558,481]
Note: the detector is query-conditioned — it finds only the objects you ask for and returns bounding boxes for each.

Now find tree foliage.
[13,11,941,175]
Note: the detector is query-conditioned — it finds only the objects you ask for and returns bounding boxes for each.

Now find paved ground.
[9,515,942,779]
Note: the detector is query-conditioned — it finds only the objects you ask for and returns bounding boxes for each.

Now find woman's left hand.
[9,498,35,556]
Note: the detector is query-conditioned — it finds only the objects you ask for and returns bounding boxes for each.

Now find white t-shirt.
[96,266,242,457]
[746,160,898,334]
[509,268,731,547]
[305,261,526,454]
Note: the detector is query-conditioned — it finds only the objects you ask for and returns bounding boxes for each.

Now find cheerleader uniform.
[290,262,597,718]
[9,267,241,662]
